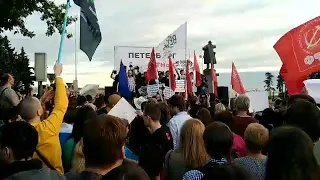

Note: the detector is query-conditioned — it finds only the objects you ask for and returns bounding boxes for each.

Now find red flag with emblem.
[274,16,320,80]
[146,48,158,82]
[231,62,246,94]
[193,51,202,87]
[169,56,176,91]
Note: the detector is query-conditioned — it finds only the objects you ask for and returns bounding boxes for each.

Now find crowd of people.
[110,67,209,97]
[0,63,320,180]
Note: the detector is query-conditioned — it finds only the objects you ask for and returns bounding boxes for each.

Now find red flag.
[146,48,158,82]
[193,51,202,87]
[168,56,176,91]
[280,64,307,95]
[274,16,320,79]
[186,60,193,95]
[211,63,218,95]
[231,62,246,94]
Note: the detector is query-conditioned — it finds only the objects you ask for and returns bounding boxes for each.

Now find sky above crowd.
[4,0,320,87]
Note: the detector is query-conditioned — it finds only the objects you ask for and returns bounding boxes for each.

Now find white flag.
[157,22,187,69]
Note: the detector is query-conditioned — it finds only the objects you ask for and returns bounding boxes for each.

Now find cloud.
[3,0,320,87]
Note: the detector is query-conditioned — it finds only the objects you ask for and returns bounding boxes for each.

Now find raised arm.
[41,63,68,134]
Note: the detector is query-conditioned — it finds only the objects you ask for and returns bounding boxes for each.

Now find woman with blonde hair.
[215,103,227,114]
[164,119,209,180]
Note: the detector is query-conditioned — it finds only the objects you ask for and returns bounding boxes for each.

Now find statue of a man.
[202,41,217,69]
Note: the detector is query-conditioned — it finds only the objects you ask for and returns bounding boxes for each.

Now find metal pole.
[75,19,78,81]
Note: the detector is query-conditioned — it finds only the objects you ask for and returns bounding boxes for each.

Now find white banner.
[114,22,189,72]
[157,22,187,70]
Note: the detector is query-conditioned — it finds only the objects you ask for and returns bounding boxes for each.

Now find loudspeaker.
[34,53,47,82]
[217,86,229,100]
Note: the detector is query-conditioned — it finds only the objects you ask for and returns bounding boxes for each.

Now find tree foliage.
[0,0,77,38]
[0,36,34,94]
[309,72,320,79]
[264,72,275,94]
[276,74,285,93]
[0,0,77,93]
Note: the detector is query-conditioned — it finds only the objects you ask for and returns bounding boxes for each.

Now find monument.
[202,41,217,69]
[202,41,217,94]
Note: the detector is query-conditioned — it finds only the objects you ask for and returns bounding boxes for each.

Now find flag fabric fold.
[169,56,176,91]
[118,61,131,99]
[211,64,218,96]
[186,60,193,95]
[73,0,102,61]
[280,64,307,95]
[231,62,246,94]
[193,51,202,87]
[146,48,158,83]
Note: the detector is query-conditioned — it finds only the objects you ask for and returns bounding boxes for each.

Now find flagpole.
[74,19,78,81]
[184,22,188,100]
[57,0,71,64]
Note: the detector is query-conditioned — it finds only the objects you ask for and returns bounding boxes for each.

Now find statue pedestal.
[203,68,219,94]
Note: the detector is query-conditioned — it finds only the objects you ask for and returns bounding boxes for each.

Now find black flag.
[73,0,102,61]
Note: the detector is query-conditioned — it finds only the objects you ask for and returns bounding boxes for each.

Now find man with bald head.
[18,63,68,174]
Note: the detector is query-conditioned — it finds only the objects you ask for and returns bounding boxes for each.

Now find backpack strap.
[0,88,8,103]
[35,149,56,171]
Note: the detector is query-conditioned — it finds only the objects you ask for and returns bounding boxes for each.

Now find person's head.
[197,108,212,127]
[83,115,127,170]
[214,111,234,128]
[180,69,185,76]
[221,99,229,109]
[199,93,208,105]
[143,103,161,128]
[165,71,169,77]
[190,72,194,78]
[71,106,97,144]
[0,73,14,86]
[85,95,93,103]
[107,94,121,109]
[234,95,250,113]
[127,70,133,77]
[179,119,209,169]
[2,107,21,124]
[158,102,170,126]
[284,99,320,142]
[18,97,43,123]
[168,95,186,115]
[0,121,38,163]
[203,122,233,159]
[215,103,227,114]
[64,107,77,124]
[287,94,316,106]
[77,96,87,106]
[94,95,106,110]
[265,126,320,180]
[244,123,269,154]
[159,72,164,79]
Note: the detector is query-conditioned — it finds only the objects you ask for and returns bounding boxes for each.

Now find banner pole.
[57,0,71,64]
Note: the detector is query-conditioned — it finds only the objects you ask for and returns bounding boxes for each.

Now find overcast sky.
[4,0,320,87]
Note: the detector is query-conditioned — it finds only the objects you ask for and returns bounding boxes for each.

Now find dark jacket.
[1,159,65,180]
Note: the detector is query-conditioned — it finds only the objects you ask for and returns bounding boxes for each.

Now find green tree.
[0,37,34,94]
[0,0,77,93]
[276,74,285,93]
[264,72,275,96]
[0,0,77,38]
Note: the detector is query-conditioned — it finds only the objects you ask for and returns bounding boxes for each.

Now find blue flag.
[118,61,132,99]
[73,0,102,61]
